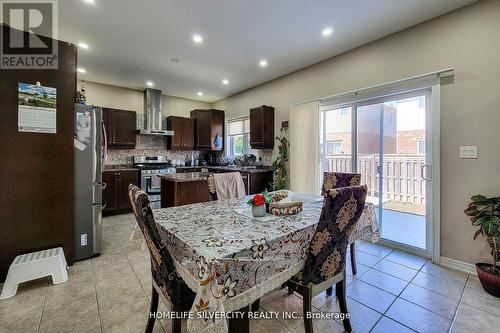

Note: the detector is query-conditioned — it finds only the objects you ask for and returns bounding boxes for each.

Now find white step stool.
[0,247,68,299]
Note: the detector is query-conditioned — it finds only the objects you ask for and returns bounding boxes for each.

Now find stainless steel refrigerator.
[74,104,105,260]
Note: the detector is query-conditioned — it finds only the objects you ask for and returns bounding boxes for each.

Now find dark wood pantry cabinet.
[102,169,139,215]
[167,116,194,150]
[0,25,77,280]
[250,105,275,149]
[190,109,225,151]
[103,108,137,148]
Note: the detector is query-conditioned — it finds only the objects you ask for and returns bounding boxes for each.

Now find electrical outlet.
[460,145,478,159]
[81,234,87,246]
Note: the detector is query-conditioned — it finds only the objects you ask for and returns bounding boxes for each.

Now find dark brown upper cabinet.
[250,105,275,149]
[167,116,194,150]
[103,108,137,148]
[190,109,224,151]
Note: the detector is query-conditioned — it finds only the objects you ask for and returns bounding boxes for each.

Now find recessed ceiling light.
[322,27,333,37]
[77,68,86,73]
[192,34,203,44]
[222,79,229,85]
[197,91,203,96]
[82,0,95,4]
[146,81,154,87]
[259,59,268,67]
[78,42,89,49]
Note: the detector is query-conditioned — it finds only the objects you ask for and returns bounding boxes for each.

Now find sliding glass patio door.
[320,89,432,256]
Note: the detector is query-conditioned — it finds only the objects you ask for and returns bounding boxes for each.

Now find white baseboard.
[440,256,477,276]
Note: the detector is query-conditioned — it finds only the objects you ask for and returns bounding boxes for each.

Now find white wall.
[213,0,500,265]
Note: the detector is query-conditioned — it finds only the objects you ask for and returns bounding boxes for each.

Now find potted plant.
[272,130,289,191]
[247,192,271,217]
[464,194,500,297]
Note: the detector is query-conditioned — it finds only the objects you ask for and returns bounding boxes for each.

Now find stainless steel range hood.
[137,88,174,136]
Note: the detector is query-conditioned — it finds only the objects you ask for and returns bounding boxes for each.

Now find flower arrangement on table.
[247,190,303,217]
[247,192,271,217]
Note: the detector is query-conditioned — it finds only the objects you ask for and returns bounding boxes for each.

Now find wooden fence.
[323,154,426,204]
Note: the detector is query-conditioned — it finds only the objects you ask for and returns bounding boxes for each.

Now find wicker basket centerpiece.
[268,190,303,216]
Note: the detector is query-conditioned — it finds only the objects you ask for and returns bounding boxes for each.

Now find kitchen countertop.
[159,172,209,183]
[103,164,273,174]
[103,164,139,172]
[175,165,273,174]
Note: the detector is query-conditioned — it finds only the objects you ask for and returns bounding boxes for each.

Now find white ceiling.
[60,0,476,103]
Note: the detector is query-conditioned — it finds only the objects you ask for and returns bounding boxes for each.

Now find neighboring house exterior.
[322,96,425,156]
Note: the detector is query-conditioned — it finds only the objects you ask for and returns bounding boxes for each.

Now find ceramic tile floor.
[1,213,499,333]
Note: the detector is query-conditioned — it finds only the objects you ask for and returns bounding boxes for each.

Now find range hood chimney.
[137,88,174,136]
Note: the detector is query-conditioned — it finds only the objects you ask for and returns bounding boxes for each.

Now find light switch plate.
[460,145,478,159]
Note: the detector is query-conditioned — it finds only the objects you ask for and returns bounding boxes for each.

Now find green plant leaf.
[471,194,489,204]
[484,222,498,237]
[473,216,489,226]
[490,216,500,226]
[464,205,480,217]
[473,228,483,240]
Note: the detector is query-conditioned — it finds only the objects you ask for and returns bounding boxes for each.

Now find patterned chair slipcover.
[320,172,361,196]
[128,185,195,310]
[295,185,367,285]
[320,172,363,276]
[286,185,367,333]
[207,174,217,201]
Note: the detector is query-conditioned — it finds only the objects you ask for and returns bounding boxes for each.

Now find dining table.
[153,192,379,333]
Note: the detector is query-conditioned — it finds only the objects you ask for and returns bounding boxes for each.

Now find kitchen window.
[227,117,250,156]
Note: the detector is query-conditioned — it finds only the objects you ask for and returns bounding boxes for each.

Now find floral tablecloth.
[153,194,378,333]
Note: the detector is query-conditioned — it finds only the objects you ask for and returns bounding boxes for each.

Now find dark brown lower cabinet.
[239,171,274,195]
[102,170,139,215]
[246,171,274,195]
[161,179,209,207]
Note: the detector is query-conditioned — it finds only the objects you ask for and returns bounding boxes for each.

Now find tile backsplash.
[249,148,274,166]
[106,134,275,166]
[106,135,201,165]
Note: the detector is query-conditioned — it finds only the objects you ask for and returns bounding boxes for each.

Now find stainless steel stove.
[133,156,176,208]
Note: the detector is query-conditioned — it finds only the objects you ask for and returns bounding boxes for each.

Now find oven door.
[143,174,161,195]
[141,174,162,208]
[144,175,161,195]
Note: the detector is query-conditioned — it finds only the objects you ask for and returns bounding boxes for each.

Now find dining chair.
[128,184,195,333]
[321,172,361,275]
[286,185,367,333]
[207,174,218,201]
[207,172,246,200]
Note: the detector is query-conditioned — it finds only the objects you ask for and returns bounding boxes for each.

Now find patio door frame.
[351,89,432,259]
[318,70,451,263]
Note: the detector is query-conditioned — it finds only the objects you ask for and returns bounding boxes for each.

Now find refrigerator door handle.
[93,181,106,190]
[102,121,108,166]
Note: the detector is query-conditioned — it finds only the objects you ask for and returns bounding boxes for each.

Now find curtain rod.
[290,68,454,107]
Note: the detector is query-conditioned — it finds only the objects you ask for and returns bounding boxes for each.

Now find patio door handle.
[421,164,432,181]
